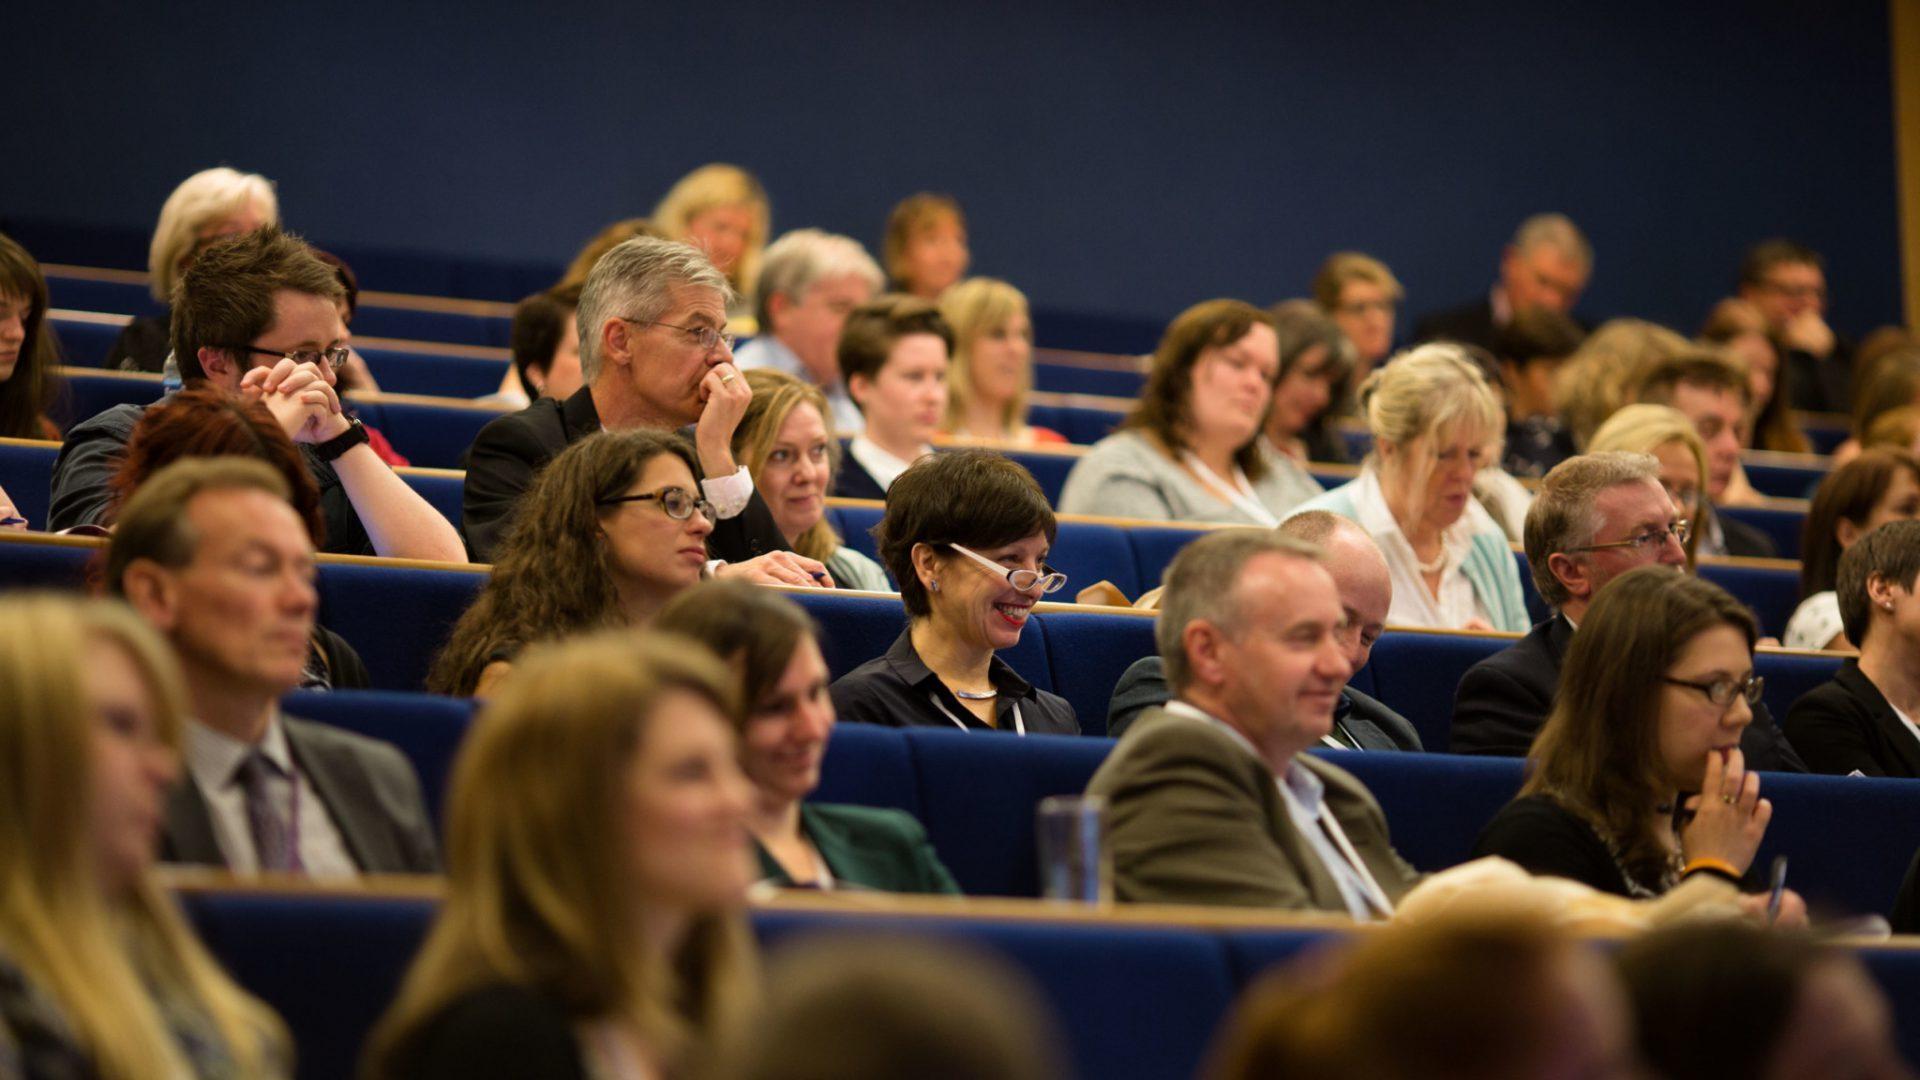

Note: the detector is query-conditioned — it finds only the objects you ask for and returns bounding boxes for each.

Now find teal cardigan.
[756,802,961,895]
[1297,478,1531,633]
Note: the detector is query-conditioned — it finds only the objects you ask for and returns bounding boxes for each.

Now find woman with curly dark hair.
[429,430,713,698]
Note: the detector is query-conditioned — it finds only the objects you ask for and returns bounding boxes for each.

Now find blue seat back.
[356,398,508,470]
[1698,561,1800,637]
[1752,771,1920,918]
[1721,504,1807,560]
[812,722,925,820]
[1745,460,1826,500]
[1038,610,1156,738]
[997,448,1078,506]
[314,563,484,691]
[1316,749,1524,870]
[52,371,162,431]
[281,690,474,832]
[356,347,508,399]
[1024,401,1126,444]
[349,307,511,349]
[1051,520,1140,599]
[397,470,463,528]
[0,440,59,531]
[50,317,121,368]
[0,536,92,590]
[1031,362,1145,397]
[1366,633,1510,751]
[47,275,165,319]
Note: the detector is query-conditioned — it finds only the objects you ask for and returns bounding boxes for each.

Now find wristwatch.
[313,416,370,462]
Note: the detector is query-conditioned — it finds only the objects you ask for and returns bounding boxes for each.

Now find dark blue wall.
[5,1,1900,351]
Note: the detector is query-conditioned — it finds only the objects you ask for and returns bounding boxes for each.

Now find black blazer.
[1411,297,1500,352]
[1714,507,1779,560]
[830,452,889,501]
[1452,615,1807,772]
[1106,655,1422,750]
[1783,661,1920,778]
[460,385,788,563]
[162,716,440,873]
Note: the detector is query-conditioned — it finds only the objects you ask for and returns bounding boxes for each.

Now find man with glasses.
[1412,213,1592,353]
[49,227,463,562]
[1737,239,1851,413]
[1452,451,1804,770]
[462,237,809,581]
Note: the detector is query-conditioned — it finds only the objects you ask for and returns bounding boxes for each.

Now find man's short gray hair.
[1523,451,1662,607]
[1156,528,1324,693]
[754,229,884,330]
[577,237,734,382]
[1511,213,1593,272]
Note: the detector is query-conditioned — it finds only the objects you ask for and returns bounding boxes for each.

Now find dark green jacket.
[756,803,961,895]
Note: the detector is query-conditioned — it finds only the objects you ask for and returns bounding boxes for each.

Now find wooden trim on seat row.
[1031,347,1147,372]
[49,312,510,365]
[0,528,487,572]
[43,264,520,320]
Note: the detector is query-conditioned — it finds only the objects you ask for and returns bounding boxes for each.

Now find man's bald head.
[1281,511,1392,674]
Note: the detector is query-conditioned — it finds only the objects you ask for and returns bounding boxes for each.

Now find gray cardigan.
[1058,431,1321,523]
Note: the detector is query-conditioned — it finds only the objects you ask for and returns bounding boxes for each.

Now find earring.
[929,580,941,593]
[1885,601,1897,612]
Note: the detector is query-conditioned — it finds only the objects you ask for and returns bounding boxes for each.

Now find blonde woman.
[1295,343,1530,632]
[1589,404,1711,565]
[652,164,770,314]
[736,368,891,591]
[0,595,287,1078]
[938,278,1064,446]
[110,166,279,372]
[1552,318,1691,449]
[367,631,758,1080]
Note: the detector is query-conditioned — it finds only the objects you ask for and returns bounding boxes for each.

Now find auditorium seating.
[281,690,474,830]
[1030,349,1146,397]
[0,438,57,530]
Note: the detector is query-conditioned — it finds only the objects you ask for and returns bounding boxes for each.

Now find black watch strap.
[314,416,370,462]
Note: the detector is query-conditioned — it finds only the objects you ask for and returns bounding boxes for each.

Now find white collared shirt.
[1163,701,1392,920]
[1346,468,1494,631]
[847,436,930,494]
[183,714,358,879]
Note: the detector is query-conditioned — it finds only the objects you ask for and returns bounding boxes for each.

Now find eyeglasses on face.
[597,485,714,522]
[221,344,352,371]
[947,542,1067,595]
[1567,520,1691,555]
[1664,673,1765,708]
[621,316,736,356]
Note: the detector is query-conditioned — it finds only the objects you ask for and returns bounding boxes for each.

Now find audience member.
[1554,317,1692,449]
[1060,300,1319,523]
[1262,299,1355,465]
[735,228,883,433]
[0,594,290,1078]
[1786,450,1920,649]
[1492,306,1586,477]
[724,936,1065,1080]
[307,246,385,401]
[734,369,890,591]
[109,387,370,689]
[656,581,958,892]
[1107,510,1419,749]
[883,192,970,300]
[1205,911,1636,1080]
[832,450,1078,734]
[938,277,1065,445]
[488,282,583,407]
[557,217,665,290]
[1587,404,1708,562]
[1310,251,1401,388]
[1784,520,1920,777]
[105,458,438,875]
[461,236,806,578]
[1413,213,1592,353]
[431,431,713,697]
[1700,296,1810,453]
[1866,404,1920,457]
[1834,348,1920,465]
[110,167,278,373]
[831,294,952,500]
[1087,528,1422,911]
[1472,567,1804,919]
[51,226,465,561]
[1632,350,1776,556]
[1617,922,1908,1080]
[366,631,757,1080]
[1737,239,1853,413]
[1297,343,1530,631]
[0,233,61,441]
[651,163,769,314]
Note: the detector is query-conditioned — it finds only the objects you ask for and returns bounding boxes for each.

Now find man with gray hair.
[1451,451,1803,770]
[735,228,883,434]
[462,237,819,583]
[1106,510,1420,750]
[1413,213,1593,352]
[1085,528,1423,913]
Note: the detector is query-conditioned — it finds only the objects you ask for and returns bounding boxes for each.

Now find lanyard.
[1181,452,1280,527]
[928,691,1027,735]
[1315,803,1394,917]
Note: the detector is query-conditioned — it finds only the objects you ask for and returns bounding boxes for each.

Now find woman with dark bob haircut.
[1473,566,1807,923]
[1060,299,1319,524]
[830,449,1078,734]
[657,580,959,892]
[1785,520,1920,778]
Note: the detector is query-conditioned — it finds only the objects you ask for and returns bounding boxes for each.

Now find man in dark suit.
[1412,213,1592,353]
[1631,351,1776,558]
[462,237,823,585]
[1736,239,1854,414]
[1106,510,1420,750]
[108,457,438,876]
[1086,529,1423,914]
[1453,452,1804,770]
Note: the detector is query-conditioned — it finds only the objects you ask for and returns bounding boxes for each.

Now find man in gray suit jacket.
[1106,510,1419,749]
[1086,528,1423,914]
[108,457,438,876]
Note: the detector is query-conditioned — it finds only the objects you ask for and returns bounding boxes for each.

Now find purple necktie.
[233,752,295,872]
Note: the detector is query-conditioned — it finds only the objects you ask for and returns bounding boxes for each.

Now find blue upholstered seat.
[281,689,474,832]
[0,439,59,531]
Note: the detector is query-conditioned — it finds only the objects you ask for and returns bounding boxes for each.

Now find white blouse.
[1347,469,1495,630]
